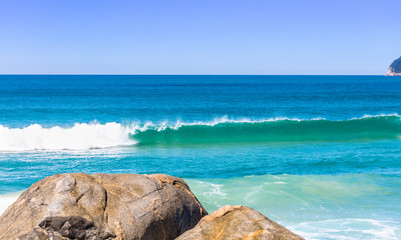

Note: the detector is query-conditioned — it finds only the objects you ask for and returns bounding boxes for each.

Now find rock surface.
[176,205,304,240]
[0,173,207,240]
[386,56,401,76]
[0,173,304,240]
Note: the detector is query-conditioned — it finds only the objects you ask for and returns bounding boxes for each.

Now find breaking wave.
[0,122,134,151]
[132,114,401,146]
[0,114,400,151]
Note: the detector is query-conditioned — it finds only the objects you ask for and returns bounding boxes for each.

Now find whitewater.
[0,75,400,239]
[0,114,400,151]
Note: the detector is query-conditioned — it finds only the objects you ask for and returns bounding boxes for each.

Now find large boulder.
[176,205,304,240]
[0,173,207,240]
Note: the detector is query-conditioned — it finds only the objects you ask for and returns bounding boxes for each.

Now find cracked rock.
[0,173,207,240]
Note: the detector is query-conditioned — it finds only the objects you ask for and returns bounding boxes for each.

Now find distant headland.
[386,56,401,76]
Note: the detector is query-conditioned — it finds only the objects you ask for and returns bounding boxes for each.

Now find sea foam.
[0,114,400,151]
[185,173,401,240]
[0,122,135,151]
[0,192,21,215]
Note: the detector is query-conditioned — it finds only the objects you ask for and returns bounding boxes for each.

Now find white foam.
[0,192,21,215]
[0,114,398,152]
[131,116,317,132]
[0,122,136,152]
[133,114,400,132]
[293,218,401,240]
[355,113,400,120]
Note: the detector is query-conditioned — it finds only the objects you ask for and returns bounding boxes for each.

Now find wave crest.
[132,115,401,146]
[0,115,400,151]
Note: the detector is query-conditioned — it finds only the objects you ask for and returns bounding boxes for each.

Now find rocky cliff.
[0,173,303,240]
[386,56,401,76]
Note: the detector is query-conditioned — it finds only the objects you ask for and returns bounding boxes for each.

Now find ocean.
[0,75,400,239]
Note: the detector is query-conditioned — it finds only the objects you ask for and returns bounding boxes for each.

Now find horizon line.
[0,74,390,76]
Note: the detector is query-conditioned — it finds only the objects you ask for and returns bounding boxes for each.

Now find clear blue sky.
[0,0,400,74]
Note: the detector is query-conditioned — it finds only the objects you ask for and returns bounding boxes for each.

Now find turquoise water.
[0,75,400,239]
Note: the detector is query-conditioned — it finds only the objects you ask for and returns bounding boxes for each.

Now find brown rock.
[0,173,207,240]
[176,205,304,240]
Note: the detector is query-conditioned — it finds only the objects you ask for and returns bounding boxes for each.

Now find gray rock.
[0,173,207,240]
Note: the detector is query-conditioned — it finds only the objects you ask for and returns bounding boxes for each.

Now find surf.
[132,114,401,146]
[0,122,135,151]
[185,173,401,240]
[0,114,400,151]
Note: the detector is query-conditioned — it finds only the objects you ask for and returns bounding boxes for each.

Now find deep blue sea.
[0,75,400,239]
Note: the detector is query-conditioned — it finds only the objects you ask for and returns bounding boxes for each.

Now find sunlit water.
[0,75,400,239]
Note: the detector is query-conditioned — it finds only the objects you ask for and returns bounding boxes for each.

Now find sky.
[0,0,400,75]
